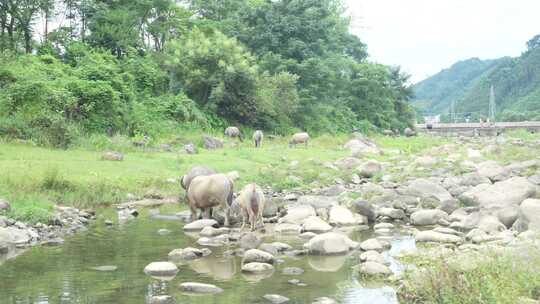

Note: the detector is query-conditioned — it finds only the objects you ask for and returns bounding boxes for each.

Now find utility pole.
[450,100,456,123]
[489,85,496,122]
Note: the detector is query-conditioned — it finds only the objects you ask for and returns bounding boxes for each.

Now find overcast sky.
[346,0,540,83]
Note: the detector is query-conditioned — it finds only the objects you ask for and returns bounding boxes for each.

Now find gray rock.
[297,196,338,209]
[528,174,540,186]
[239,232,263,249]
[406,179,453,202]
[168,247,208,260]
[179,282,223,294]
[303,232,359,255]
[415,230,462,244]
[183,219,218,231]
[199,226,228,237]
[359,160,382,178]
[241,262,274,273]
[243,249,275,264]
[497,206,520,228]
[460,177,536,207]
[275,223,302,234]
[157,229,171,235]
[197,235,228,247]
[477,216,506,234]
[476,160,507,182]
[520,199,540,231]
[312,297,337,304]
[101,151,124,161]
[203,135,223,150]
[377,207,405,220]
[143,262,179,278]
[358,261,392,276]
[359,250,387,265]
[438,198,459,214]
[0,199,10,212]
[329,205,361,226]
[90,265,118,272]
[282,267,304,275]
[184,143,197,154]
[360,238,384,252]
[279,205,317,224]
[410,209,449,226]
[302,216,332,233]
[404,128,416,137]
[344,138,381,156]
[460,172,491,187]
[335,157,363,170]
[149,295,175,304]
[263,294,289,304]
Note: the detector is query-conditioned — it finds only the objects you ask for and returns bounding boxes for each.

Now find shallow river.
[0,209,414,304]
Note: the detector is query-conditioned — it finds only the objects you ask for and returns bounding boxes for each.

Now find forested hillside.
[0,0,415,147]
[412,34,540,122]
[412,57,506,115]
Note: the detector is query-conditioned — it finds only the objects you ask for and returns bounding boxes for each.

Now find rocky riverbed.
[0,204,96,259]
[1,133,540,303]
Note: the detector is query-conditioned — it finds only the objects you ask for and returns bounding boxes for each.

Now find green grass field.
[0,132,452,223]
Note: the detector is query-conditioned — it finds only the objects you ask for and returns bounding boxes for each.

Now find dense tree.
[0,0,417,147]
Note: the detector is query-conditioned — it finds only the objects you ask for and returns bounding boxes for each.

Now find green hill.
[412,57,505,115]
[412,34,540,121]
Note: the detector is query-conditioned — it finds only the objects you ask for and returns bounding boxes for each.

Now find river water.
[0,208,414,304]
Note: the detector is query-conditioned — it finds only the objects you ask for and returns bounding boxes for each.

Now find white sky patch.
[346,0,540,83]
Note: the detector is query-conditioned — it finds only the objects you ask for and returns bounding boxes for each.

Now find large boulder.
[459,177,536,208]
[297,196,338,209]
[302,216,333,233]
[359,238,384,252]
[329,205,360,226]
[203,135,223,150]
[143,262,179,278]
[242,249,275,264]
[180,282,223,294]
[263,294,290,304]
[241,262,274,273]
[405,179,453,202]
[476,160,507,182]
[410,209,449,226]
[520,199,540,231]
[497,206,520,228]
[274,223,302,234]
[0,199,11,212]
[477,216,506,234]
[358,261,391,276]
[303,232,358,255]
[183,219,218,231]
[359,250,387,265]
[415,230,462,244]
[279,205,316,224]
[168,247,209,261]
[358,160,382,178]
[404,128,416,137]
[239,232,263,249]
[335,157,363,170]
[0,227,30,245]
[102,151,124,161]
[344,138,381,155]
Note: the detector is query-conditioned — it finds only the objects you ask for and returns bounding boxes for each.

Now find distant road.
[416,121,540,133]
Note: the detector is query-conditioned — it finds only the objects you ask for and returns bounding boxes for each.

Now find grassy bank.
[0,132,451,223]
[399,245,540,304]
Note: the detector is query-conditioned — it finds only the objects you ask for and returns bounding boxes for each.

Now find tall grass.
[399,247,540,304]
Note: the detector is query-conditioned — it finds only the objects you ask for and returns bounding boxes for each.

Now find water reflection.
[308,254,348,272]
[0,211,416,304]
[188,255,237,280]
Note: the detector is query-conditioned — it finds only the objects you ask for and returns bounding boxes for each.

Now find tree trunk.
[7,16,14,50]
[24,27,32,53]
[44,10,48,42]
